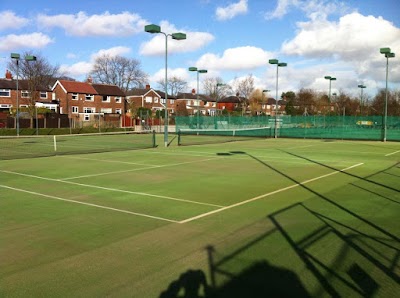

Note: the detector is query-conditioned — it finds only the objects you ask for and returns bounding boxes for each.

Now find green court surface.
[1,136,399,297]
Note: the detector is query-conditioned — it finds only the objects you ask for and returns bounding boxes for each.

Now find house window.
[0,89,10,97]
[115,108,122,114]
[154,98,159,103]
[161,98,166,104]
[85,94,94,101]
[170,99,174,104]
[84,107,95,113]
[72,106,78,114]
[101,108,112,113]
[21,90,30,98]
[84,114,90,121]
[40,91,47,99]
[102,96,111,102]
[145,96,152,103]
[72,93,78,100]
[115,96,122,103]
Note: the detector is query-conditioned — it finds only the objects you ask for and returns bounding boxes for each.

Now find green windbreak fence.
[175,115,400,144]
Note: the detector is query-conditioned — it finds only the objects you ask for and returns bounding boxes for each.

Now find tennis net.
[0,130,156,160]
[177,127,272,146]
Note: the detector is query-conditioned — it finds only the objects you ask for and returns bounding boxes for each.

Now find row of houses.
[0,70,285,127]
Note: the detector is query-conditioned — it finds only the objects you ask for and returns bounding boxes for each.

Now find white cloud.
[59,61,93,78]
[91,46,131,60]
[195,46,273,71]
[37,11,147,37]
[140,21,214,56]
[216,0,248,21]
[264,0,298,20]
[0,11,29,31]
[59,46,132,78]
[0,32,53,51]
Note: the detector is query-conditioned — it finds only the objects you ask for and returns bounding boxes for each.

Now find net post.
[177,129,181,146]
[152,130,156,147]
[53,135,57,152]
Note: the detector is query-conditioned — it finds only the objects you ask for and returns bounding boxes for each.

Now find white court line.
[179,163,364,224]
[385,150,400,157]
[0,170,223,208]
[0,185,178,223]
[59,157,219,180]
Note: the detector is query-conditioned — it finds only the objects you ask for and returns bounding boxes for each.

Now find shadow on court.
[159,150,400,297]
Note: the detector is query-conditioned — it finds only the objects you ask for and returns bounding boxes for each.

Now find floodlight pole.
[380,47,395,142]
[189,67,207,129]
[11,53,36,136]
[324,76,336,104]
[145,24,186,147]
[269,59,287,139]
[358,84,366,115]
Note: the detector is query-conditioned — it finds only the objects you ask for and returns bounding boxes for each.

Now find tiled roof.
[0,79,50,91]
[57,80,97,94]
[92,84,125,96]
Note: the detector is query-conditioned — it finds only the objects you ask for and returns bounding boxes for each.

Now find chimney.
[5,70,12,80]
[146,84,150,90]
[192,88,196,95]
[87,76,93,84]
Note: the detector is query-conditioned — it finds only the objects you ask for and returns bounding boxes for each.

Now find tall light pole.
[324,76,336,103]
[145,24,186,147]
[380,47,395,142]
[189,67,207,129]
[357,84,366,115]
[269,59,287,138]
[11,53,36,136]
[262,89,270,115]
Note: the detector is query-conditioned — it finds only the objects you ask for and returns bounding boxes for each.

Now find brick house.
[52,79,125,124]
[126,85,172,116]
[176,90,213,115]
[0,70,55,114]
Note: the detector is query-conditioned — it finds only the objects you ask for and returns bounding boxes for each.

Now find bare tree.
[232,74,255,114]
[90,54,148,92]
[202,77,231,101]
[8,52,60,126]
[157,76,187,97]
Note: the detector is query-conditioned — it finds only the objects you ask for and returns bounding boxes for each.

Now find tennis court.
[1,134,399,297]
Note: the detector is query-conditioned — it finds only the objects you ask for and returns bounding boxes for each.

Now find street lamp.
[357,84,366,115]
[145,24,186,147]
[189,67,207,129]
[10,53,37,136]
[324,76,336,103]
[269,59,287,138]
[380,47,395,142]
[262,89,270,115]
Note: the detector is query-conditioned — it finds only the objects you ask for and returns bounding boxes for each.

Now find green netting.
[177,127,272,146]
[0,130,156,160]
[175,115,400,143]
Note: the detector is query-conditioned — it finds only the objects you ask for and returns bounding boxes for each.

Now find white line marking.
[0,170,224,208]
[0,185,178,223]
[179,163,364,224]
[385,150,400,157]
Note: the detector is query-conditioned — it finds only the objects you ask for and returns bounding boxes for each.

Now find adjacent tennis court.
[1,134,399,297]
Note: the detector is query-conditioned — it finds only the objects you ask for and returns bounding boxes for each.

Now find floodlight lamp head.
[198,69,207,73]
[11,53,20,59]
[324,76,331,80]
[331,77,337,81]
[145,24,161,34]
[269,59,278,64]
[386,52,395,58]
[188,67,198,72]
[358,84,366,88]
[278,62,287,67]
[171,32,186,40]
[25,55,37,61]
[380,47,391,54]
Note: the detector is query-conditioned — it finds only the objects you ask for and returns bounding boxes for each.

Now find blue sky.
[0,0,399,98]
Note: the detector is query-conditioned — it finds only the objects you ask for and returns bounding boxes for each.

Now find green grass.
[1,136,399,297]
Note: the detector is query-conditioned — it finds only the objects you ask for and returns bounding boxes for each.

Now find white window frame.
[84,114,90,121]
[115,96,122,103]
[72,106,78,114]
[40,91,47,99]
[145,96,152,103]
[115,108,122,114]
[0,89,10,97]
[21,90,30,98]
[169,99,174,104]
[85,94,94,101]
[101,108,112,114]
[154,98,159,103]
[72,93,78,100]
[84,107,95,113]
[102,96,111,103]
